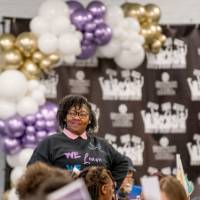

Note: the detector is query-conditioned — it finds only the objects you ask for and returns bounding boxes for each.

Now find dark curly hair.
[78,166,115,200]
[57,94,97,133]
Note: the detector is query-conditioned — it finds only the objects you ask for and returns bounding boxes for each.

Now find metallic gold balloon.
[15,32,37,58]
[145,4,161,23]
[32,51,44,63]
[48,53,60,64]
[151,39,162,54]
[158,34,167,45]
[0,34,15,51]
[3,49,23,69]
[121,2,133,14]
[21,59,41,80]
[140,24,158,43]
[39,58,52,73]
[124,3,147,23]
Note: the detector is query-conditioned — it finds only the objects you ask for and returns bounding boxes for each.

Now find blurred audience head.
[16,161,73,200]
[160,176,188,200]
[79,166,116,200]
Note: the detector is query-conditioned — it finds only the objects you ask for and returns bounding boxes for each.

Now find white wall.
[0,0,199,24]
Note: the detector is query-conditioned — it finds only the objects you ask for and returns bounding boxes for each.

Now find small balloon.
[67,0,84,15]
[121,2,133,14]
[23,114,36,125]
[87,1,107,18]
[35,119,46,131]
[78,44,97,59]
[48,53,60,64]
[35,130,48,142]
[84,22,96,32]
[145,4,161,23]
[4,137,21,155]
[21,60,42,80]
[158,34,167,45]
[46,120,57,132]
[71,9,93,31]
[15,32,37,57]
[40,102,58,120]
[3,49,23,69]
[25,126,36,135]
[0,34,15,51]
[21,134,37,148]
[32,51,44,63]
[84,32,94,42]
[151,39,162,54]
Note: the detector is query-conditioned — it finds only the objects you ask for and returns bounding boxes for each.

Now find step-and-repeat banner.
[7,19,200,196]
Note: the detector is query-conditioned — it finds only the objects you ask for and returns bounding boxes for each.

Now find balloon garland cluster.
[0,32,60,80]
[121,3,166,54]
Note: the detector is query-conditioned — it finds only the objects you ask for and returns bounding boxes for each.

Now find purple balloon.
[84,32,94,42]
[4,137,21,155]
[35,112,44,120]
[40,102,58,121]
[87,1,106,18]
[78,44,97,59]
[35,120,46,131]
[46,120,57,132]
[84,22,96,32]
[93,17,104,26]
[7,116,25,138]
[71,9,93,31]
[67,0,84,15]
[36,130,48,142]
[81,39,92,46]
[25,126,36,135]
[21,134,37,148]
[94,23,112,45]
[24,114,36,125]
[0,120,9,136]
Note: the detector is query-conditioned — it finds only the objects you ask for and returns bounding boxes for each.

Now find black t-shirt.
[28,132,129,188]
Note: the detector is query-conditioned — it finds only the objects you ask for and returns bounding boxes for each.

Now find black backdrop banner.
[7,18,200,196]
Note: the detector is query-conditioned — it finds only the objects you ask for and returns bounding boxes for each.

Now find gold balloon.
[48,53,60,64]
[39,58,52,73]
[143,43,151,52]
[21,59,41,80]
[151,39,162,54]
[15,32,37,58]
[0,33,15,51]
[124,3,147,23]
[145,4,161,23]
[32,51,44,63]
[3,49,23,69]
[158,34,167,45]
[121,2,133,14]
[140,24,158,43]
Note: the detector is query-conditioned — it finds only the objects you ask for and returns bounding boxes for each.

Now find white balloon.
[28,80,40,92]
[0,100,16,120]
[115,45,145,69]
[18,148,34,167]
[38,84,47,94]
[106,5,124,27]
[10,166,26,186]
[97,39,121,58]
[17,96,39,116]
[38,33,58,54]
[38,0,69,19]
[30,90,46,106]
[121,17,141,33]
[30,16,49,36]
[7,188,19,200]
[0,70,28,101]
[50,16,71,36]
[58,33,81,55]
[6,153,21,168]
[63,55,76,65]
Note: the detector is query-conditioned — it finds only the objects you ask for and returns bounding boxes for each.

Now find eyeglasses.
[67,110,89,119]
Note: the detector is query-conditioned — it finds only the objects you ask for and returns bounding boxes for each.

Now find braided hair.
[79,166,115,200]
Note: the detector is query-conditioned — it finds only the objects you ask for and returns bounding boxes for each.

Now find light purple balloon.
[94,23,112,45]
[25,126,36,135]
[36,130,48,142]
[35,120,46,131]
[84,22,96,32]
[78,44,97,59]
[35,112,44,121]
[67,0,84,15]
[81,39,92,46]
[4,137,21,155]
[7,116,25,138]
[87,1,106,18]
[71,9,93,31]
[21,134,37,148]
[40,102,58,121]
[0,120,9,136]
[46,120,57,132]
[84,32,94,42]
[24,114,36,126]
[93,17,104,26]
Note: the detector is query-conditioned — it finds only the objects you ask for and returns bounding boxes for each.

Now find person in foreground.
[28,94,128,188]
[79,166,116,200]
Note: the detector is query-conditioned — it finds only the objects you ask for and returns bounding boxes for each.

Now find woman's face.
[65,104,90,135]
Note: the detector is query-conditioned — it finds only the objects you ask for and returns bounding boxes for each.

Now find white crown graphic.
[187,134,200,165]
[147,38,187,69]
[41,72,58,98]
[187,70,200,101]
[99,70,144,100]
[141,102,188,133]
